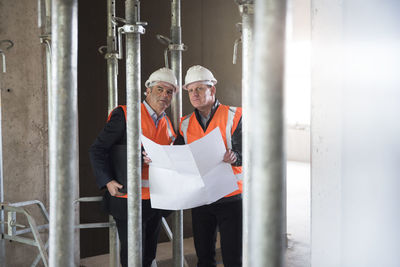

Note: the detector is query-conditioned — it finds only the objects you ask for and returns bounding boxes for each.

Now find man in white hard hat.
[89,67,177,267]
[176,65,243,267]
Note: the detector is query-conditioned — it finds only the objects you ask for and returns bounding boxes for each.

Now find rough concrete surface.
[0,0,48,266]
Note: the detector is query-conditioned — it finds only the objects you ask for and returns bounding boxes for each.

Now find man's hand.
[223,149,237,164]
[143,150,152,164]
[106,180,125,197]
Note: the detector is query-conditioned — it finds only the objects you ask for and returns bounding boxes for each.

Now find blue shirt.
[143,100,166,127]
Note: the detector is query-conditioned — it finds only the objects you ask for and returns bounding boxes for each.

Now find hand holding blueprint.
[141,128,238,210]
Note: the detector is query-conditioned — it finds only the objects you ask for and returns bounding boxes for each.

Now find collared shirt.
[143,100,165,127]
[194,99,220,131]
[199,113,211,128]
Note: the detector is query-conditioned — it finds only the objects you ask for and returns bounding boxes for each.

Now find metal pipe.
[77,222,113,229]
[16,224,49,235]
[49,0,78,266]
[170,0,184,266]
[125,0,144,266]
[164,48,169,69]
[109,216,119,267]
[170,0,183,131]
[106,1,120,265]
[171,0,184,267]
[249,0,286,266]
[38,4,53,247]
[234,1,254,266]
[38,0,51,34]
[43,40,53,138]
[32,240,49,267]
[0,38,13,267]
[74,196,102,202]
[0,75,5,267]
[0,52,6,73]
[38,0,53,135]
[107,0,118,113]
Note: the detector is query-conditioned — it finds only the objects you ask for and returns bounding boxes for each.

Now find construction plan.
[141,128,238,210]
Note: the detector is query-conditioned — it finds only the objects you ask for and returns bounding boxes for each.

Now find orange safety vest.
[108,104,176,199]
[179,104,243,198]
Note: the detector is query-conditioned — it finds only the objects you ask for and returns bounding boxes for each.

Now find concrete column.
[0,0,48,265]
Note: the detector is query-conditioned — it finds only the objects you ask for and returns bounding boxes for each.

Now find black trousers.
[114,200,163,267]
[192,199,243,267]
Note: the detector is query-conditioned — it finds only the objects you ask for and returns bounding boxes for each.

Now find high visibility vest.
[179,104,243,198]
[108,104,176,199]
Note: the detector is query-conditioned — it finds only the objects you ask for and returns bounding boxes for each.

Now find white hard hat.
[183,65,217,90]
[145,67,178,92]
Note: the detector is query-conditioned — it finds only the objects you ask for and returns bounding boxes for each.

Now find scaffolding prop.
[48,0,79,266]
[248,0,287,266]
[152,2,191,266]
[233,1,254,266]
[169,1,185,266]
[0,38,14,267]
[122,0,147,266]
[98,0,121,265]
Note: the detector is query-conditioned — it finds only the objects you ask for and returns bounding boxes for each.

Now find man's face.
[187,82,216,110]
[145,81,174,114]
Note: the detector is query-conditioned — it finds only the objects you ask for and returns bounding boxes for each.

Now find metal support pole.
[107,0,118,113]
[39,0,53,191]
[109,216,119,267]
[49,0,78,266]
[106,1,120,265]
[0,77,5,267]
[125,0,145,266]
[170,0,182,129]
[170,0,184,266]
[234,1,254,266]
[249,0,286,266]
[0,39,14,266]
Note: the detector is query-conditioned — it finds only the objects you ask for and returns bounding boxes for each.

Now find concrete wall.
[285,0,311,163]
[311,0,400,266]
[287,126,310,162]
[0,0,48,266]
[310,0,343,265]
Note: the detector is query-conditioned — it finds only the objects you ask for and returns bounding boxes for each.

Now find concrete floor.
[285,161,310,267]
[80,161,311,267]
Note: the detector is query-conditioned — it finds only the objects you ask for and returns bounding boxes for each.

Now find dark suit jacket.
[89,107,128,219]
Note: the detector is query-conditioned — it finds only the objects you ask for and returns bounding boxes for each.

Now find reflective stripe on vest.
[142,179,149,188]
[166,118,176,144]
[226,107,237,150]
[180,113,192,144]
[179,105,243,197]
[235,173,244,181]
